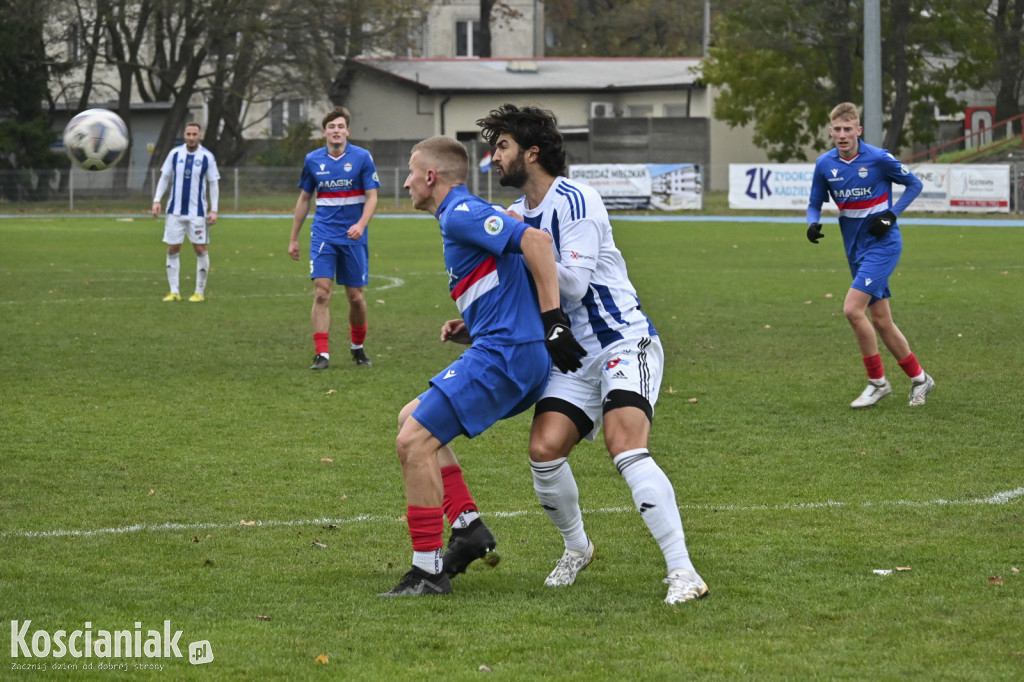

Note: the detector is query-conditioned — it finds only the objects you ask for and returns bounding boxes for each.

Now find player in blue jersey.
[151,122,220,302]
[808,102,935,408]
[476,103,708,605]
[381,135,585,597]
[289,107,381,369]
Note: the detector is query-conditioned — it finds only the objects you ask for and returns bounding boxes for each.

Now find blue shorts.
[310,240,369,288]
[849,242,901,304]
[412,341,550,444]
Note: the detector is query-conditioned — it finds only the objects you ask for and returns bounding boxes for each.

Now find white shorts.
[163,214,210,245]
[540,335,664,441]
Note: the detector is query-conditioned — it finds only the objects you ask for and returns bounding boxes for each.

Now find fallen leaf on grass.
[256,615,271,621]
[825,293,834,299]
[1012,567,1019,574]
[321,458,333,463]
[688,397,698,403]
[148,489,155,495]
[398,515,407,523]
[478,665,493,672]
[763,324,771,329]
[896,567,911,572]
[312,541,327,549]
[325,389,338,395]
[315,654,329,664]
[989,576,1004,585]
[240,520,257,526]
[376,299,386,305]
[192,536,200,543]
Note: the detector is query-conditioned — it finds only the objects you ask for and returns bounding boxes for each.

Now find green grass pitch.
[1,213,1022,680]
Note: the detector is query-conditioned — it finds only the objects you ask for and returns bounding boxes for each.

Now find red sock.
[441,465,477,525]
[313,332,329,355]
[862,353,885,380]
[350,324,367,346]
[406,506,444,552]
[897,352,923,378]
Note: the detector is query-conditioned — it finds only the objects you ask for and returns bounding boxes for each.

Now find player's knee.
[528,434,567,463]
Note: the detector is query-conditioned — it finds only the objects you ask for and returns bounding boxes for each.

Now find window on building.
[271,99,306,138]
[456,20,480,57]
[66,23,81,61]
[664,104,689,118]
[626,104,654,118]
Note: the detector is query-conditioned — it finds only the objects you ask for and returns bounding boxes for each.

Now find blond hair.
[829,102,860,124]
[411,136,468,184]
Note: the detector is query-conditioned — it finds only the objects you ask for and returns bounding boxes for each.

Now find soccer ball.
[63,109,130,171]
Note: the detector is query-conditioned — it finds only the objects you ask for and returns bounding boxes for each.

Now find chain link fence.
[0,165,522,212]
[3,164,1024,213]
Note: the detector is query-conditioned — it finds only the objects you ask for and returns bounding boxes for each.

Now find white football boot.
[908,373,935,406]
[664,569,709,605]
[850,378,892,408]
[544,540,595,587]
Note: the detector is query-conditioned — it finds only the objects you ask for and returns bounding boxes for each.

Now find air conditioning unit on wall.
[589,101,615,118]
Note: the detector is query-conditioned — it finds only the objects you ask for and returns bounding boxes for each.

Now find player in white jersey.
[476,104,708,605]
[151,122,220,302]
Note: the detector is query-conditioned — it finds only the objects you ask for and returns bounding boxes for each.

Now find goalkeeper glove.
[541,308,586,373]
[867,210,896,238]
[807,223,824,244]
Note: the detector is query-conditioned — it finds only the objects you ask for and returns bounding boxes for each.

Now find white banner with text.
[730,163,1010,213]
[568,163,703,210]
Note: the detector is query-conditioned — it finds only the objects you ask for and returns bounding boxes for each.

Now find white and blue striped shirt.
[156,144,220,217]
[510,177,657,352]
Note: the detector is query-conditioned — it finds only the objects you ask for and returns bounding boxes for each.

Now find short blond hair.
[829,102,860,124]
[411,136,468,184]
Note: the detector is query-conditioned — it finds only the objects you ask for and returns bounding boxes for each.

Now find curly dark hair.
[475,103,567,178]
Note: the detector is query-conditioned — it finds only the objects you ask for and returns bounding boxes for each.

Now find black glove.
[541,308,586,373]
[867,210,896,238]
[806,223,824,244]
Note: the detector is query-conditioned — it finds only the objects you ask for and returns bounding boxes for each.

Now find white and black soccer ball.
[63,109,130,171]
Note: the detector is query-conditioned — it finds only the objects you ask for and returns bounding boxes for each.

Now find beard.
[497,152,528,188]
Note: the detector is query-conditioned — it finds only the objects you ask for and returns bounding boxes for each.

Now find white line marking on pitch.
[6,487,1021,540]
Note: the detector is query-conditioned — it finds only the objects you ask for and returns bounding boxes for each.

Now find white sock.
[451,510,479,530]
[412,549,443,575]
[195,252,210,295]
[166,252,180,294]
[613,448,695,574]
[531,457,589,553]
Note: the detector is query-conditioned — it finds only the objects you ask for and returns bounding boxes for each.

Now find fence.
[0,165,522,212]
[5,163,1024,213]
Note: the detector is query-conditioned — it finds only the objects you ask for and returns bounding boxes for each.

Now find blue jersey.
[808,140,922,262]
[159,144,219,217]
[298,144,380,245]
[437,186,545,346]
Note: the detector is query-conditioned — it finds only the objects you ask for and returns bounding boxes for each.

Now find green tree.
[0,0,64,198]
[700,0,993,161]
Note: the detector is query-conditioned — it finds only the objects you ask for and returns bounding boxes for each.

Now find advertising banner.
[568,163,702,210]
[732,163,1010,213]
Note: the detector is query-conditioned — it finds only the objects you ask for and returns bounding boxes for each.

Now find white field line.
[0,275,409,305]
[6,487,1022,540]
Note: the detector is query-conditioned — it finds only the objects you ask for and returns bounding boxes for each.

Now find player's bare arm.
[289,190,313,260]
[347,188,379,240]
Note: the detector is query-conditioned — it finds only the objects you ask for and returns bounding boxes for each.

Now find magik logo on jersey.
[834,186,873,200]
[319,178,354,191]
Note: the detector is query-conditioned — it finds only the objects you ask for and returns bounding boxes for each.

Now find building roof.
[352,57,704,93]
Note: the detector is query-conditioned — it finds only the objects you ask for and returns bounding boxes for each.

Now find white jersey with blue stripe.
[509,177,657,352]
[159,144,220,218]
